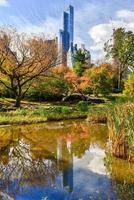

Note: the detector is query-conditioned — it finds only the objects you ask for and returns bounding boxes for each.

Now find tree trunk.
[118,66,122,91]
[118,75,121,91]
[14,97,21,108]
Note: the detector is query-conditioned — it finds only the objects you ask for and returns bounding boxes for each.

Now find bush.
[27,78,71,102]
[91,71,113,96]
[0,85,15,98]
[82,87,93,95]
[15,109,29,116]
[77,101,89,112]
[86,64,114,96]
[33,107,47,116]
[124,72,134,96]
[61,106,72,114]
[33,106,72,116]
[27,88,63,101]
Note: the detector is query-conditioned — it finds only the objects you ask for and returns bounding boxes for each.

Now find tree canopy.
[0,28,60,107]
[104,28,134,90]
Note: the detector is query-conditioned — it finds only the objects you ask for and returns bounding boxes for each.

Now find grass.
[0,105,87,125]
[87,94,134,124]
[87,106,107,123]
[0,94,133,126]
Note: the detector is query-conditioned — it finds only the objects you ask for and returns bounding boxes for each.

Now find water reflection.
[0,121,133,200]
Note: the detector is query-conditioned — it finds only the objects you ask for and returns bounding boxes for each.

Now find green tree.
[73,62,85,77]
[73,48,90,76]
[124,72,134,96]
[87,64,113,96]
[91,71,113,96]
[104,28,134,91]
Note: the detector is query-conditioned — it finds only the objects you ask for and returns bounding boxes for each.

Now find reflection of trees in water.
[0,130,60,198]
[69,123,107,158]
[0,122,108,198]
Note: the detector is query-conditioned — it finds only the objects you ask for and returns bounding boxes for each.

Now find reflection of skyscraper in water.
[57,139,73,193]
[63,140,73,193]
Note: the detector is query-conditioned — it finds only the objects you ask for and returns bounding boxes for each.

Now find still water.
[0,120,133,200]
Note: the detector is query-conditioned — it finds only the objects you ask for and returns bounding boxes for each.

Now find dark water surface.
[0,120,133,200]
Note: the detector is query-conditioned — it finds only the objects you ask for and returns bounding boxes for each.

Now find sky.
[0,0,134,61]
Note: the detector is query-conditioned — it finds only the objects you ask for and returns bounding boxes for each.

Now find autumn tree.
[104,28,134,91]
[0,28,60,107]
[64,70,91,97]
[86,64,114,96]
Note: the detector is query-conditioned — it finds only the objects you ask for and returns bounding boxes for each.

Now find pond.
[0,120,133,200]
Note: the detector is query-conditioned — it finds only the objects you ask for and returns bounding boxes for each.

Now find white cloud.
[0,0,9,6]
[89,9,134,60]
[116,9,134,22]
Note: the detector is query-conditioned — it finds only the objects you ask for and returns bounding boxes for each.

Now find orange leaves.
[64,70,91,92]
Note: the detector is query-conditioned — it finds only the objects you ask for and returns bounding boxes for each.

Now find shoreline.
[0,113,88,127]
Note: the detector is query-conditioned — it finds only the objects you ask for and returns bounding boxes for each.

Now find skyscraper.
[59,5,74,66]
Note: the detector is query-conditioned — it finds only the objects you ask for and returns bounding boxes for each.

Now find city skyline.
[0,0,134,61]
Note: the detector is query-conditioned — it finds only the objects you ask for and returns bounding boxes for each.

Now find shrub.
[61,106,72,114]
[82,87,93,95]
[77,101,89,112]
[33,107,47,116]
[91,71,113,96]
[86,64,115,96]
[14,109,29,116]
[27,77,71,101]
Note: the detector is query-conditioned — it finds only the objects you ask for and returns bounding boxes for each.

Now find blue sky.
[0,0,134,61]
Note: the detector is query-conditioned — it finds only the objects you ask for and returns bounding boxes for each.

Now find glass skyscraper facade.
[59,5,74,65]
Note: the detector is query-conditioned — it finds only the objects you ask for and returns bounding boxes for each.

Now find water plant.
[108,102,134,162]
[87,106,107,123]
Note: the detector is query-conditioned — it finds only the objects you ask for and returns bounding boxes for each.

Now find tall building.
[59,5,74,66]
[59,5,91,68]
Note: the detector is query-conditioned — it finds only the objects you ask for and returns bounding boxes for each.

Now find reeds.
[108,102,134,162]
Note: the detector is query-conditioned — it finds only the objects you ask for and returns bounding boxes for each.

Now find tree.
[86,64,114,96]
[0,28,60,107]
[123,72,134,96]
[73,48,91,76]
[64,70,91,96]
[73,61,85,77]
[104,28,134,91]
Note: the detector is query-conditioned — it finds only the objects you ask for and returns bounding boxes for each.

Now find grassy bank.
[87,95,134,123]
[0,94,132,126]
[0,105,87,125]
